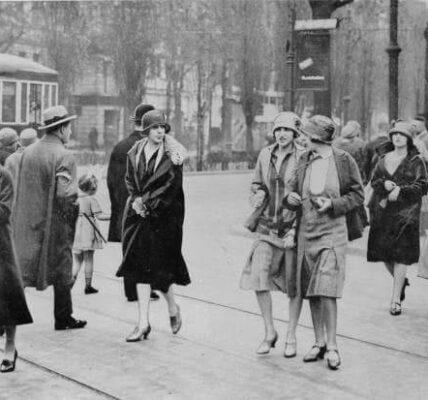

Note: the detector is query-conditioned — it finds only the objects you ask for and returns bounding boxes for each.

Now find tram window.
[21,83,28,123]
[43,85,49,109]
[51,85,57,106]
[30,83,42,123]
[2,82,17,123]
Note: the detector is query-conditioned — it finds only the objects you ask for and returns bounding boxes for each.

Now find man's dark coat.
[107,131,142,242]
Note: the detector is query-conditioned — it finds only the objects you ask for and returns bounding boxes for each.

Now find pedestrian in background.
[334,120,366,182]
[0,127,20,166]
[72,173,110,294]
[106,103,159,301]
[116,110,190,342]
[284,115,365,370]
[5,128,38,184]
[240,112,305,357]
[13,105,87,331]
[367,121,428,316]
[363,120,390,182]
[0,165,33,373]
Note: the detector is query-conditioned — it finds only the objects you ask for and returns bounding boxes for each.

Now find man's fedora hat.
[38,105,77,130]
[129,104,155,123]
[300,115,336,144]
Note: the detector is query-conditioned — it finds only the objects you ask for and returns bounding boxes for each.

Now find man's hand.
[288,192,302,207]
[316,197,332,213]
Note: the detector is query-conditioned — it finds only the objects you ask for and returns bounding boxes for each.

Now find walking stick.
[82,212,108,244]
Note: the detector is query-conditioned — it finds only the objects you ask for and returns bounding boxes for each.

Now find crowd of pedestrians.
[1,100,428,374]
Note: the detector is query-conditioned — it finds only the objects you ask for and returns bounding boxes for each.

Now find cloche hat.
[142,110,171,134]
[0,127,18,148]
[129,103,155,123]
[272,112,301,137]
[300,115,336,144]
[38,105,77,130]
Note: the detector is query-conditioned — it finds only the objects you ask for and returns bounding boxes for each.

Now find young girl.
[72,173,109,294]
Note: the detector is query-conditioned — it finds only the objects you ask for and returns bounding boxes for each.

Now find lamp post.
[285,5,296,111]
[386,0,401,122]
[424,22,428,121]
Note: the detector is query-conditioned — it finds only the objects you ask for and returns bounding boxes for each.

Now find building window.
[33,53,40,62]
[2,81,17,123]
[21,83,28,123]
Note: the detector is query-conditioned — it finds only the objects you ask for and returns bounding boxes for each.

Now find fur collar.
[130,134,187,166]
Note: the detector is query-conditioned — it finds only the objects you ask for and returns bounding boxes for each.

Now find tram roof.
[0,53,58,82]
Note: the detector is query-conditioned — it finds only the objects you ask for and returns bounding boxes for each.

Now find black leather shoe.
[170,305,182,334]
[84,286,99,295]
[400,278,410,302]
[150,291,160,301]
[55,317,87,330]
[303,344,327,362]
[1,350,17,373]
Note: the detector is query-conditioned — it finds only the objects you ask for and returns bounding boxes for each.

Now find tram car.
[0,53,59,134]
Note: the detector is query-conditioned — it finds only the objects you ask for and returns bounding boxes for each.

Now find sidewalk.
[2,171,428,399]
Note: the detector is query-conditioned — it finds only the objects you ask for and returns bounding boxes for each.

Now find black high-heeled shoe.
[303,344,327,362]
[1,350,17,373]
[126,325,151,342]
[256,331,278,355]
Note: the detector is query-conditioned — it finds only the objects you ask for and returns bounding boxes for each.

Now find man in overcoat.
[13,105,87,330]
[107,103,159,301]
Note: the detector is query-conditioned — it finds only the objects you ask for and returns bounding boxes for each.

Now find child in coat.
[72,173,109,294]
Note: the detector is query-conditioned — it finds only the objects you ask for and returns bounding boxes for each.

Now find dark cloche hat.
[129,103,155,123]
[142,110,171,134]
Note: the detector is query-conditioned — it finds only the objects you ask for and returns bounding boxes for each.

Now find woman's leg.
[3,326,16,360]
[392,263,407,304]
[72,252,84,284]
[162,286,179,317]
[384,261,394,277]
[308,297,325,345]
[255,290,276,339]
[286,296,303,343]
[136,283,151,328]
[323,297,337,349]
[83,251,96,291]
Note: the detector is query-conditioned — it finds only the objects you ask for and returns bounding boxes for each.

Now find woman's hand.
[282,230,295,248]
[253,190,266,208]
[384,180,396,192]
[132,197,149,217]
[316,196,332,213]
[288,192,302,207]
[388,186,400,202]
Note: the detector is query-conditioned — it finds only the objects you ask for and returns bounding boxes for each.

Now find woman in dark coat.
[116,110,190,342]
[0,165,32,372]
[367,121,428,316]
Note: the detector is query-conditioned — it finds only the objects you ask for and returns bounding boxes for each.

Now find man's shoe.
[150,291,160,301]
[55,317,87,331]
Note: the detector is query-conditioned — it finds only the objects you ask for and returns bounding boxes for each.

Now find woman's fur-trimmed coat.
[116,135,190,299]
[368,148,428,265]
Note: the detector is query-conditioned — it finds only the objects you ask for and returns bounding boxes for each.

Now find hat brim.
[300,127,334,144]
[142,122,171,134]
[38,115,77,130]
